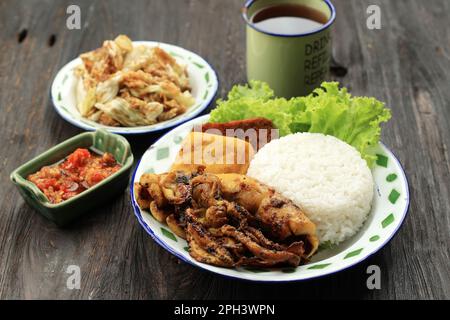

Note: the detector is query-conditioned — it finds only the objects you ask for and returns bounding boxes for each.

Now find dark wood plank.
[0,0,448,300]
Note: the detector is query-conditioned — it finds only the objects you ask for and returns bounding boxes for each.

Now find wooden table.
[1,0,448,300]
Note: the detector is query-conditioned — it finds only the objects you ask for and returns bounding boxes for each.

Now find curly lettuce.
[210,81,294,136]
[209,81,391,167]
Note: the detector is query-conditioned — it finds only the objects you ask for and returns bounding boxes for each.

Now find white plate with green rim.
[51,41,218,135]
[130,115,410,282]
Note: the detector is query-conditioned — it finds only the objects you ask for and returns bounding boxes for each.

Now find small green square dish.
[10,130,134,226]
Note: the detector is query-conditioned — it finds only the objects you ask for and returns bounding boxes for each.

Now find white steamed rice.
[247,133,374,244]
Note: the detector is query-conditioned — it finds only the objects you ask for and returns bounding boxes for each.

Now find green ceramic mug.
[243,0,336,98]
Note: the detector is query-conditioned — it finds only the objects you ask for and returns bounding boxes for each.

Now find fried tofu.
[170,132,255,174]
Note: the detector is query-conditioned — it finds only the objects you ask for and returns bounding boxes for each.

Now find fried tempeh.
[198,118,276,150]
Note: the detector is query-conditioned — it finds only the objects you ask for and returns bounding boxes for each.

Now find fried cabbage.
[74,35,194,127]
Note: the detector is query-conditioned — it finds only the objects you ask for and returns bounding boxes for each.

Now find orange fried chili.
[27,148,121,204]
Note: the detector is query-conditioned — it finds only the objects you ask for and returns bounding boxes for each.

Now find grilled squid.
[135,172,319,268]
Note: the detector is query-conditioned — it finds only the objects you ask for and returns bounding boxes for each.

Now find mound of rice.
[247,133,374,244]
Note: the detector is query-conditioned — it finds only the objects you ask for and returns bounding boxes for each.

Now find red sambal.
[27,148,121,204]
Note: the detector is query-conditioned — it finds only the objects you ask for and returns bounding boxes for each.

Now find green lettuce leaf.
[210,81,295,136]
[226,80,275,102]
[209,81,391,167]
[291,82,391,166]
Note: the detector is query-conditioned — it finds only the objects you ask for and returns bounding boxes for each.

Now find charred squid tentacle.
[219,225,301,267]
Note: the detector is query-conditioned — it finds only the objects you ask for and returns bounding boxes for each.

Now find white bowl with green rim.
[130,115,409,281]
[51,41,219,135]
